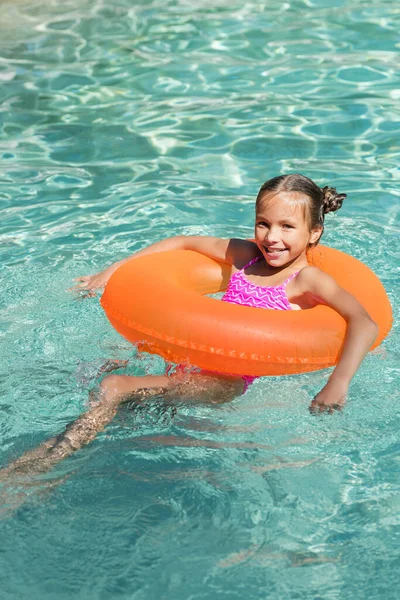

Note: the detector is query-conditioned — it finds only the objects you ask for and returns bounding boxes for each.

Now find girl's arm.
[295,267,378,413]
[72,236,255,292]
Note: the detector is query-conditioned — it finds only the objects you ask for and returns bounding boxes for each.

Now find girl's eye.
[283,224,294,229]
[257,221,269,228]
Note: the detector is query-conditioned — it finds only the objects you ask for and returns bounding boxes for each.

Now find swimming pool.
[0,0,399,598]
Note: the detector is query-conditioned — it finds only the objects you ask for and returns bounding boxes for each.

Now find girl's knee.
[98,373,173,404]
[99,374,124,400]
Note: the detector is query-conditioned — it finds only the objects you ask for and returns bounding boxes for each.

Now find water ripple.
[0,0,399,598]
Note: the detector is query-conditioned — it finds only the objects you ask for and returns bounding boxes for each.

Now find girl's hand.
[71,263,121,292]
[309,379,348,414]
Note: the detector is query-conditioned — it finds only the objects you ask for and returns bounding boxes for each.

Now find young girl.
[0,174,377,480]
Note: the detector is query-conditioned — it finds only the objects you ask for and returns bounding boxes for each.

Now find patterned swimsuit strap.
[282,271,299,287]
[242,256,299,287]
[241,256,300,289]
[241,256,261,271]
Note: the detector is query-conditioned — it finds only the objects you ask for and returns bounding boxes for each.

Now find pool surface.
[0,0,399,598]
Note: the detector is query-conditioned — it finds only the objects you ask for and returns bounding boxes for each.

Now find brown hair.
[256,174,346,244]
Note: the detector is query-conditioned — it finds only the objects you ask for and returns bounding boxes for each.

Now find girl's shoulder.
[287,266,335,308]
[293,265,340,298]
[296,265,322,280]
[294,265,326,286]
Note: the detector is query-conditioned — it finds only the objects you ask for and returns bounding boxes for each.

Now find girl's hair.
[256,174,346,243]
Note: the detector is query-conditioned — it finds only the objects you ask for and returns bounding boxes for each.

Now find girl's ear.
[309,226,323,246]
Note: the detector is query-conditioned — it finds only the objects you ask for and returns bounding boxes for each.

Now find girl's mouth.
[265,248,286,254]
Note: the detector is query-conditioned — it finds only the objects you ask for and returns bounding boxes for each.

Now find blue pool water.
[0,0,399,598]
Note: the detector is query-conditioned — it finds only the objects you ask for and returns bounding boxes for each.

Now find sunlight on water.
[0,0,399,598]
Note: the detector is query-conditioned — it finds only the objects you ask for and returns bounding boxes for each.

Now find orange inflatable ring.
[100,246,392,377]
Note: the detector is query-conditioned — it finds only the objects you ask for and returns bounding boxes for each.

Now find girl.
[0,174,377,480]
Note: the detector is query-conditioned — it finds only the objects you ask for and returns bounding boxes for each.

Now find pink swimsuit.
[221,256,298,310]
[221,256,298,391]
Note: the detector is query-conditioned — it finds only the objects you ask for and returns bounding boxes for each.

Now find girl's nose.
[265,226,280,243]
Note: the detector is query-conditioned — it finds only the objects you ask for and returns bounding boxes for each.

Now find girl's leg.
[99,371,244,404]
[0,374,171,480]
[0,372,244,481]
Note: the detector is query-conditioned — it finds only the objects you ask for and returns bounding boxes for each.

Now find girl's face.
[255,192,322,268]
